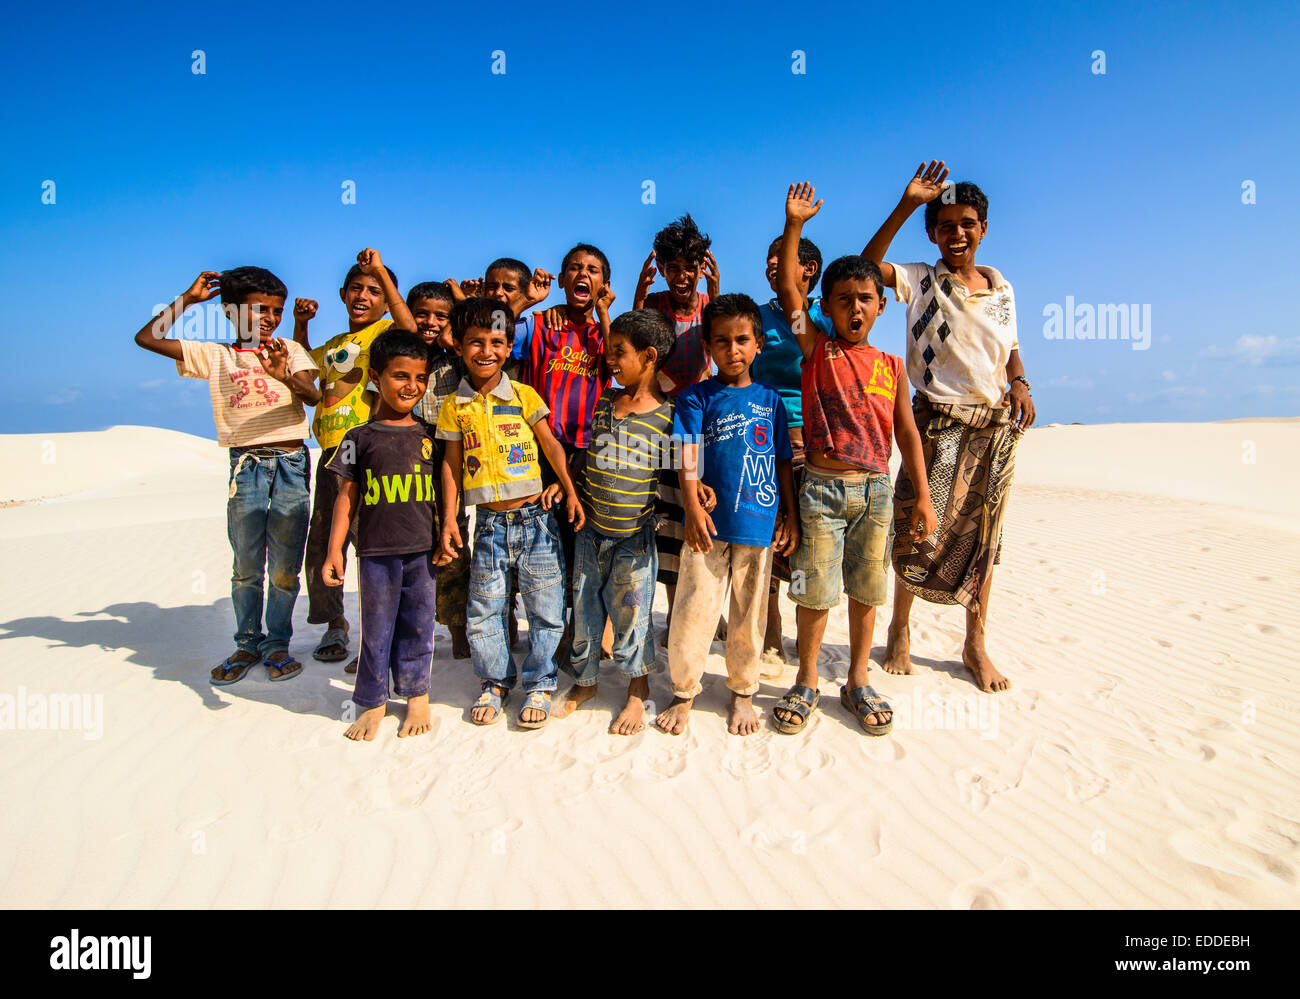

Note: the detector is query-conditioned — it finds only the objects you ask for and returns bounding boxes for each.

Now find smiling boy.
[295,249,415,669]
[323,330,439,741]
[436,298,585,729]
[133,267,320,684]
[862,162,1035,694]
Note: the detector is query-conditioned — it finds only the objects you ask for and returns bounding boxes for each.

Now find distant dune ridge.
[0,422,1297,908]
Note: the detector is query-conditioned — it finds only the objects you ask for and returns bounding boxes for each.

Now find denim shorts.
[790,466,893,609]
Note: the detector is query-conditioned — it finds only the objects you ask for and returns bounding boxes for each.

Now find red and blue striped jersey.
[521,312,610,449]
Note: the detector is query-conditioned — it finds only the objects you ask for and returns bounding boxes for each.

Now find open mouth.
[572,280,591,301]
[349,303,370,317]
[849,317,864,333]
[947,242,969,254]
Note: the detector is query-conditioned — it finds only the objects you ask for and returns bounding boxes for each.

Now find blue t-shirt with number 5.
[673,378,792,547]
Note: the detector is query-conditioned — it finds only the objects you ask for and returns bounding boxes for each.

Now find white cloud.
[1161,370,1176,382]
[138,379,165,390]
[44,388,81,405]
[1204,335,1300,366]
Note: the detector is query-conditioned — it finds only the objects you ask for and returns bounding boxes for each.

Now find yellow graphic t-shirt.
[309,318,393,449]
[435,374,551,507]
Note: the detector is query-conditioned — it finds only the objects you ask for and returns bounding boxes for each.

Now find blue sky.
[1,0,1296,437]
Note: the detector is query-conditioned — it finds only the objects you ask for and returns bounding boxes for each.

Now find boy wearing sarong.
[863,160,1036,692]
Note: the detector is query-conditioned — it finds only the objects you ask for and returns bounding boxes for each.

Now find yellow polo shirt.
[308,318,393,449]
[435,374,551,506]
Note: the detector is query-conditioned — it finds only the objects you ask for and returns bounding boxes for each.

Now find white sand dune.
[1,422,1297,909]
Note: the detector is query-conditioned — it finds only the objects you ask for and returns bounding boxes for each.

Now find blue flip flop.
[265,655,303,682]
[211,653,257,686]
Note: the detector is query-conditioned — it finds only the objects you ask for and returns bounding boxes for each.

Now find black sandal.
[840,684,893,736]
[773,685,820,735]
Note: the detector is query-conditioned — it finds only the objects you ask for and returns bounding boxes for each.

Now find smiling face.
[928,203,987,270]
[456,325,511,388]
[410,296,453,350]
[339,273,388,328]
[822,276,885,345]
[765,241,816,295]
[372,354,430,417]
[706,315,759,384]
[561,252,605,310]
[606,331,654,388]
[659,256,701,308]
[224,293,285,347]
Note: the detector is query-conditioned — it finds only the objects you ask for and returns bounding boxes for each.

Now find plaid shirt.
[415,346,464,425]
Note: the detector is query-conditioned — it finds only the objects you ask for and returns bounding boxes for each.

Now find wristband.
[1011,374,1031,393]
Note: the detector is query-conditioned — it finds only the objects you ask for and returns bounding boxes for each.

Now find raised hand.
[257,337,290,381]
[703,249,721,300]
[460,277,484,298]
[903,160,950,206]
[636,251,657,294]
[183,271,222,305]
[293,298,318,322]
[356,247,385,276]
[525,268,554,305]
[596,283,616,315]
[785,182,822,224]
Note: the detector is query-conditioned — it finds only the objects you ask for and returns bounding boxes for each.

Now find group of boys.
[134,159,1035,741]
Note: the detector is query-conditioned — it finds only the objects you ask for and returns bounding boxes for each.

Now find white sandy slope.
[0,422,1297,909]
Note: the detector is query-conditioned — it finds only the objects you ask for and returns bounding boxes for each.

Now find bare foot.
[211,649,258,683]
[963,638,1010,692]
[611,676,650,735]
[450,626,470,660]
[553,683,598,719]
[727,692,761,736]
[655,695,693,736]
[881,624,913,676]
[345,705,385,741]
[398,694,431,737]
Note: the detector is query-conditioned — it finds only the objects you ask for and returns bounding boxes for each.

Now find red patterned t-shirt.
[521,312,609,449]
[801,332,903,473]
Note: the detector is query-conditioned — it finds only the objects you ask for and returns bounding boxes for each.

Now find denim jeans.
[227,446,311,656]
[467,503,565,693]
[354,553,436,709]
[565,520,657,687]
[791,466,893,609]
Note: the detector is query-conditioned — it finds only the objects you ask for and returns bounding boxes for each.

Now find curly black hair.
[653,213,711,265]
[702,293,762,341]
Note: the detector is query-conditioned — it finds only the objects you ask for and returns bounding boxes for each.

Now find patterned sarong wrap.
[892,394,1020,615]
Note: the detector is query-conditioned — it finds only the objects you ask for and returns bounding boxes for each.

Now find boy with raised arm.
[770,183,937,737]
[294,249,414,670]
[133,268,319,684]
[862,162,1035,693]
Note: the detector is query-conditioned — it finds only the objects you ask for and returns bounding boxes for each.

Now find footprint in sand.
[520,742,578,775]
[777,745,833,781]
[642,736,695,779]
[952,857,1035,909]
[722,731,774,780]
